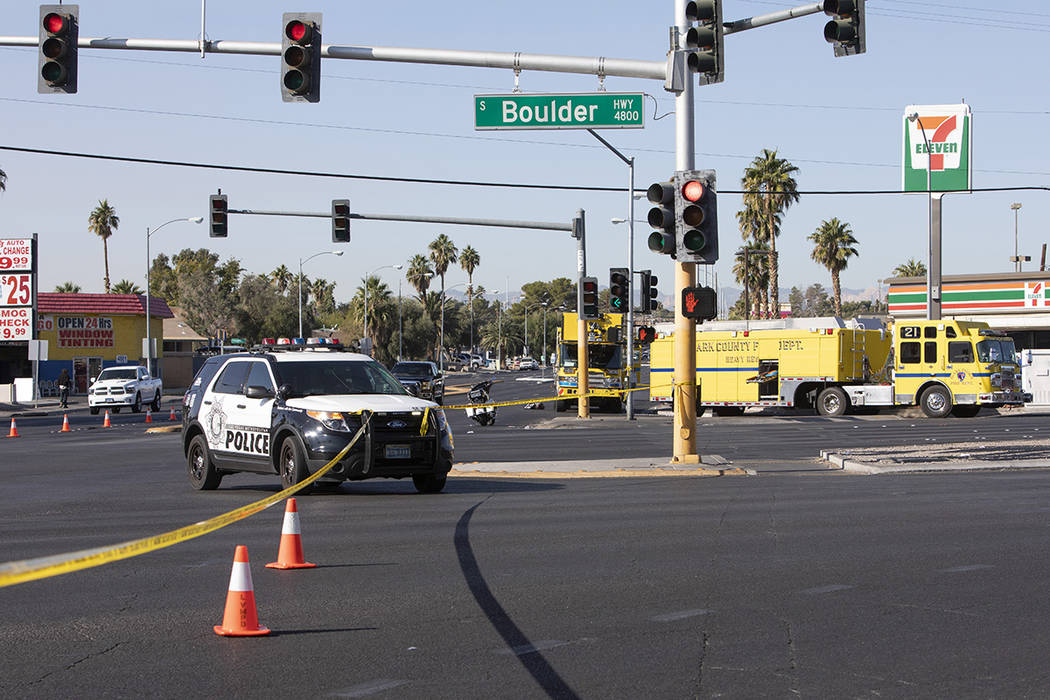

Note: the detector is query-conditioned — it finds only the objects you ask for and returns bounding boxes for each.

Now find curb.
[449,466,751,478]
[820,450,1050,475]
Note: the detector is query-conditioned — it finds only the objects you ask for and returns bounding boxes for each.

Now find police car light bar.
[277,338,291,345]
[261,338,276,345]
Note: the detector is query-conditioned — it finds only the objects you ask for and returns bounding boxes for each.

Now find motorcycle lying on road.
[465,379,497,426]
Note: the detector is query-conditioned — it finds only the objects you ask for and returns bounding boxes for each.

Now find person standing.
[58,368,70,409]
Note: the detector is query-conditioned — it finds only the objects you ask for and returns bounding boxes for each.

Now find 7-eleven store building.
[888,272,1050,402]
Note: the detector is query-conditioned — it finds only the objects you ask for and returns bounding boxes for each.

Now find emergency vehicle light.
[277,338,291,345]
[262,338,275,345]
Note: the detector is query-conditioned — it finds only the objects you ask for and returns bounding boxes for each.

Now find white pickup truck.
[88,366,163,414]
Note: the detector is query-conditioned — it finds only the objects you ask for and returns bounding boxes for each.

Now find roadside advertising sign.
[902,104,972,193]
[0,237,36,341]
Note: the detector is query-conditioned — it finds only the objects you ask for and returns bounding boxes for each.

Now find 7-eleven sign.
[1026,282,1048,308]
[902,103,972,193]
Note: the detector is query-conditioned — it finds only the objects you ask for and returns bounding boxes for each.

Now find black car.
[389,361,445,404]
[182,345,453,494]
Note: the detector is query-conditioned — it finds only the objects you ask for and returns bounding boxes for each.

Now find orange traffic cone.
[102,410,112,428]
[214,545,270,637]
[6,418,18,438]
[145,409,152,424]
[60,414,71,432]
[266,498,316,570]
[169,407,177,421]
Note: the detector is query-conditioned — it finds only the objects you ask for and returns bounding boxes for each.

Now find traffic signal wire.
[0,144,1047,196]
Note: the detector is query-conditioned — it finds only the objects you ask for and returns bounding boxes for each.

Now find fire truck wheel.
[920,385,952,418]
[816,387,849,417]
[951,404,981,418]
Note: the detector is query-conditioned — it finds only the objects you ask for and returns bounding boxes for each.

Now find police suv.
[182,340,454,494]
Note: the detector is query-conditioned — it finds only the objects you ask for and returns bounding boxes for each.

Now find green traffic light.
[683,229,707,252]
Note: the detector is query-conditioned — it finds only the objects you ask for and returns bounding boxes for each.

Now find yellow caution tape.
[0,413,374,589]
[443,381,678,411]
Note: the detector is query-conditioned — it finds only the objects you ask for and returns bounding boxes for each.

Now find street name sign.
[474,92,644,130]
[902,103,972,193]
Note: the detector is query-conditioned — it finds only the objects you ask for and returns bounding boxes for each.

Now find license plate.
[384,445,411,459]
[105,398,114,402]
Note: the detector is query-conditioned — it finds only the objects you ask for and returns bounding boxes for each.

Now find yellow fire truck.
[649,318,1029,417]
[555,312,636,412]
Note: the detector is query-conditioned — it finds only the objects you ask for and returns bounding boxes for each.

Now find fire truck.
[649,318,1029,417]
[555,312,637,412]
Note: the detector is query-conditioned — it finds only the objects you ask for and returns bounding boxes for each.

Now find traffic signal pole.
[672,0,699,463]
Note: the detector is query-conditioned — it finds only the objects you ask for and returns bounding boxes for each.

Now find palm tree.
[354,275,393,340]
[406,254,434,304]
[739,149,800,317]
[54,281,81,293]
[270,265,293,294]
[808,218,859,316]
[111,279,144,295]
[732,241,770,319]
[428,233,459,303]
[459,245,481,349]
[88,199,120,293]
[893,258,926,278]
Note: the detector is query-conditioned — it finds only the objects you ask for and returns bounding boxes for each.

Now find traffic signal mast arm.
[6,1,859,85]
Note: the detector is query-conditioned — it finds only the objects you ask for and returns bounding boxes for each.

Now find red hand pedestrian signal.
[681,286,717,321]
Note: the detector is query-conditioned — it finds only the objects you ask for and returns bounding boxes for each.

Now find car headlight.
[124,383,136,392]
[306,410,351,432]
[434,408,449,431]
[420,381,431,389]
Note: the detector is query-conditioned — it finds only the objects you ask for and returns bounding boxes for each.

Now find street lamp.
[363,263,404,356]
[298,250,343,339]
[1011,202,1023,272]
[440,282,468,372]
[145,216,202,377]
[908,112,936,320]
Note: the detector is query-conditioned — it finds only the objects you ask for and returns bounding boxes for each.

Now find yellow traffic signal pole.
[573,211,590,419]
[672,0,698,463]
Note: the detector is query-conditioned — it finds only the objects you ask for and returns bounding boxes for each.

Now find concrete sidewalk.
[450,454,750,478]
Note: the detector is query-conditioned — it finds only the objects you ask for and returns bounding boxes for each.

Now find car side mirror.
[277,384,292,401]
[245,385,275,400]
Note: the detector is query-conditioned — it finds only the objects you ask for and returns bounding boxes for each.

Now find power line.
[1,144,1047,196]
[3,98,1048,177]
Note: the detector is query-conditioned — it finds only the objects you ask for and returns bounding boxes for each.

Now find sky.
[0,1,1047,307]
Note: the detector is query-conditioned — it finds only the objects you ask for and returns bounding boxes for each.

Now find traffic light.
[209,194,228,238]
[332,199,350,242]
[636,326,656,345]
[639,270,659,313]
[646,180,676,257]
[580,276,599,320]
[281,13,322,103]
[823,0,865,57]
[609,268,629,313]
[681,286,717,321]
[685,0,724,86]
[38,5,78,94]
[675,169,719,264]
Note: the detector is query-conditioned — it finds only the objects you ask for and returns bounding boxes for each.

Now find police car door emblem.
[387,419,407,428]
[206,397,227,445]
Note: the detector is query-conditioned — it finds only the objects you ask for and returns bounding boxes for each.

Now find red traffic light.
[682,179,705,202]
[43,12,65,34]
[285,20,310,43]
[582,280,597,294]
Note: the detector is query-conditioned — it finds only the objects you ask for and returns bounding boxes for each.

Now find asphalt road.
[4,373,1050,698]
